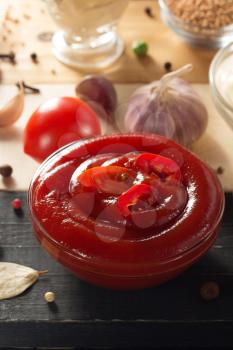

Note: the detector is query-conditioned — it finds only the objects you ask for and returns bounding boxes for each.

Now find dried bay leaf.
[0,262,48,300]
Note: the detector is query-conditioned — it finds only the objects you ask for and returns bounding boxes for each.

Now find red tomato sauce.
[29,134,224,289]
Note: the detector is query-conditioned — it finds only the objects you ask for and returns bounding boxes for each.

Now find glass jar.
[209,42,233,131]
[44,0,129,69]
[159,0,233,48]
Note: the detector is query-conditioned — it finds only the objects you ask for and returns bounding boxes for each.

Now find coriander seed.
[44,291,56,303]
[200,281,220,301]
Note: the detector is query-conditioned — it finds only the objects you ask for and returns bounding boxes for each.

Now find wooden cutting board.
[0,83,232,192]
[0,0,216,84]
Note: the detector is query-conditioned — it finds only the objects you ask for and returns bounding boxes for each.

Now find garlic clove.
[0,262,48,300]
[0,82,24,127]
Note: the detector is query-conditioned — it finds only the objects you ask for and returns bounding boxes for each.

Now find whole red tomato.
[24,97,101,163]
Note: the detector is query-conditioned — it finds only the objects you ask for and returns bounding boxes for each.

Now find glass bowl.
[28,134,224,290]
[44,0,129,69]
[158,0,233,48]
[209,42,233,131]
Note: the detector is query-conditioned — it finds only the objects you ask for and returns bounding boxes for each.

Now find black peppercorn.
[144,7,154,18]
[0,165,13,177]
[164,62,172,72]
[30,52,38,63]
[216,166,224,175]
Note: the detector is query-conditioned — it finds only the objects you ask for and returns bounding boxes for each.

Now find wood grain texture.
[0,0,216,84]
[1,83,233,192]
[0,191,233,348]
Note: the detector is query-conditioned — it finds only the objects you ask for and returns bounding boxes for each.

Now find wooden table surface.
[0,0,216,84]
[0,191,233,349]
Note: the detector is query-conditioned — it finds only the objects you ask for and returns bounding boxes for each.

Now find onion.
[75,75,117,115]
[76,75,119,131]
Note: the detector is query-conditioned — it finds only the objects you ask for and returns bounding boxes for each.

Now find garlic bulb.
[0,82,24,127]
[124,64,208,146]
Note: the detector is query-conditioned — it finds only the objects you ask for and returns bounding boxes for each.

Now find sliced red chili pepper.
[129,180,188,230]
[72,153,116,179]
[76,166,135,195]
[117,183,158,217]
[102,152,138,168]
[135,153,181,181]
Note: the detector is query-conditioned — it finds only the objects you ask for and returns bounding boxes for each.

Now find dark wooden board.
[0,191,233,349]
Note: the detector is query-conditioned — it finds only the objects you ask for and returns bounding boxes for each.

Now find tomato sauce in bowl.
[28,134,224,289]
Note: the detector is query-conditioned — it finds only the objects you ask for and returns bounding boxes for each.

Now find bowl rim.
[209,41,233,114]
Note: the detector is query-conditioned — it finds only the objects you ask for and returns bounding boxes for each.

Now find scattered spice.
[23,13,31,20]
[216,166,224,175]
[164,61,172,72]
[0,51,16,64]
[200,281,220,301]
[44,291,56,303]
[132,41,149,57]
[0,81,24,127]
[11,198,22,210]
[30,52,39,64]
[2,35,7,42]
[0,262,48,300]
[51,69,56,75]
[37,31,54,42]
[16,81,40,94]
[119,173,129,181]
[144,6,154,18]
[0,165,13,177]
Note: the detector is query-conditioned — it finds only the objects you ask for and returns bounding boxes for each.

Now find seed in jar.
[166,0,233,30]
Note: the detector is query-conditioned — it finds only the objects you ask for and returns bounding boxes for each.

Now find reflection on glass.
[45,0,129,69]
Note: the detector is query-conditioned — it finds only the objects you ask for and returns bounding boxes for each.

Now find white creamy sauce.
[216,55,233,106]
[47,0,128,36]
